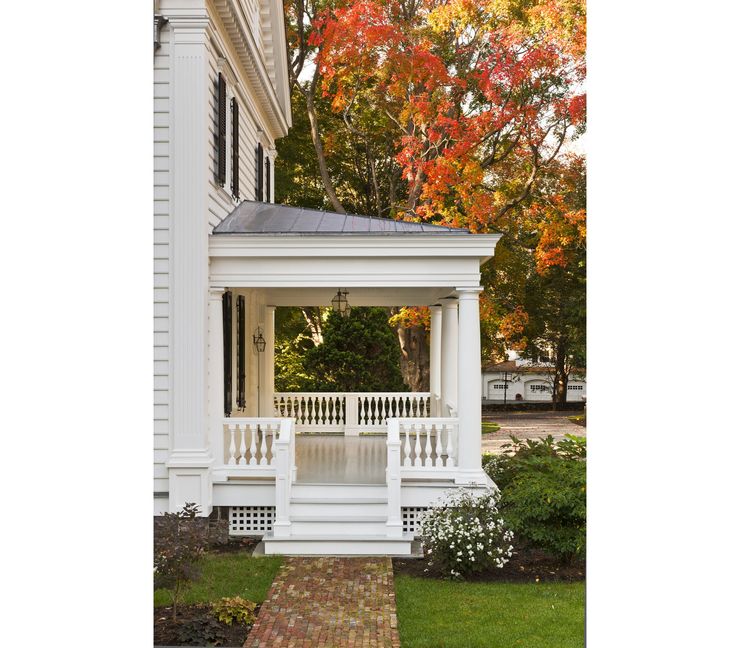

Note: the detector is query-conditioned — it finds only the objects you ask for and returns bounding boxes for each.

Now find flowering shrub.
[420,489,514,578]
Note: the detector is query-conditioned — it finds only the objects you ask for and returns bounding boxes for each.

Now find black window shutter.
[217,73,227,186]
[222,291,232,417]
[255,142,264,201]
[265,156,271,203]
[231,98,240,200]
[236,296,246,410]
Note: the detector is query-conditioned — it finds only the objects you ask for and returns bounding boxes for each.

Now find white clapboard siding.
[153,22,171,495]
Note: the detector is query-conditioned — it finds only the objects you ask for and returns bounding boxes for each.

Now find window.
[231,98,240,200]
[216,73,227,186]
[530,384,550,392]
[255,142,264,200]
[568,385,584,391]
[493,383,508,390]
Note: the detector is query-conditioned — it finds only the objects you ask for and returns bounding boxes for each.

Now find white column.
[208,288,226,467]
[429,305,443,417]
[456,287,485,484]
[439,298,458,417]
[267,149,278,203]
[167,11,213,515]
[262,306,276,416]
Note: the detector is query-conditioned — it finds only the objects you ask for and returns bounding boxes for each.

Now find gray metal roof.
[212,200,470,235]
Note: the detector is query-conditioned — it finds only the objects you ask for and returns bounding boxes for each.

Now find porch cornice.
[209,233,502,261]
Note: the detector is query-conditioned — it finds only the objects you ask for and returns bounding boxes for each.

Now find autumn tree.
[278,0,586,394]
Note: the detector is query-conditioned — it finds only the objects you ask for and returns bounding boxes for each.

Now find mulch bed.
[394,545,584,583]
[208,536,259,554]
[154,603,259,647]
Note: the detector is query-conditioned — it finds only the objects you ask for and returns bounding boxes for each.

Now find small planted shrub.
[484,435,586,561]
[175,613,226,647]
[420,489,514,578]
[212,596,257,626]
[154,502,209,621]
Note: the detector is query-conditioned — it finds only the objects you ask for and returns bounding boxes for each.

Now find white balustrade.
[395,417,459,471]
[273,393,346,431]
[273,392,431,434]
[222,418,285,467]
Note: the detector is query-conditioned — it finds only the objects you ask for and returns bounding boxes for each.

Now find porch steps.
[261,533,414,556]
[261,482,414,556]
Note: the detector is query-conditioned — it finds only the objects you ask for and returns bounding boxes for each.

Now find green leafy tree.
[303,307,408,391]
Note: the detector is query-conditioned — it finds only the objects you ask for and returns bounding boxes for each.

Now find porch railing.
[273,392,431,434]
[222,418,288,468]
[386,417,461,531]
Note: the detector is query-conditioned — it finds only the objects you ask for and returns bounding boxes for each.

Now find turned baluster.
[257,423,268,465]
[410,424,419,467]
[403,424,412,467]
[246,422,256,466]
[227,424,237,465]
[425,423,435,467]
[445,423,455,468]
[434,422,445,467]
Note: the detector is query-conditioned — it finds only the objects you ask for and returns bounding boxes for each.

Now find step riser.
[263,540,413,556]
[290,502,387,516]
[289,521,389,535]
[291,484,387,499]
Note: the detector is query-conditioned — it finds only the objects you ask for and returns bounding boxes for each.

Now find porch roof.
[212,200,470,235]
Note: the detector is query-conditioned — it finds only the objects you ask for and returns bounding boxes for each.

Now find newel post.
[344,393,359,436]
[386,419,403,538]
[272,418,294,538]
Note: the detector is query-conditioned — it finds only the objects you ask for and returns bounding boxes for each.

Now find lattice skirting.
[229,506,275,536]
[402,507,428,534]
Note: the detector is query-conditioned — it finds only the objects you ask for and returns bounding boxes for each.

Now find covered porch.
[167,201,501,551]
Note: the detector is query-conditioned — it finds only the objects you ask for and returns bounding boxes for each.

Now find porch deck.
[295,435,387,484]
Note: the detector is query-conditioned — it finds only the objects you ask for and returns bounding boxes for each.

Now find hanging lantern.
[331,289,351,317]
[252,326,266,353]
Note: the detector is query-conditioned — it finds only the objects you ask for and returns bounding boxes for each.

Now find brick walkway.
[245,557,400,648]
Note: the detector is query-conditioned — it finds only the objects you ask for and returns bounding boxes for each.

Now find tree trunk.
[304,90,346,214]
[552,340,569,406]
[301,307,324,346]
[395,324,430,392]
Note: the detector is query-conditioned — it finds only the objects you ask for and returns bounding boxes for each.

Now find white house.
[154,0,502,555]
[483,359,586,403]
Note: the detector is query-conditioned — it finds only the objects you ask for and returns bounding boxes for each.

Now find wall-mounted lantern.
[331,289,351,318]
[252,326,266,353]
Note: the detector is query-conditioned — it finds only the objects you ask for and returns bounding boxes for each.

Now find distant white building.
[482,358,586,402]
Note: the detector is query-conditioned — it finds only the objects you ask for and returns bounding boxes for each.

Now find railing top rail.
[274,391,431,396]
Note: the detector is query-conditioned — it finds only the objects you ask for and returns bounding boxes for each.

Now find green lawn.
[394,575,584,648]
[482,422,500,434]
[154,553,283,607]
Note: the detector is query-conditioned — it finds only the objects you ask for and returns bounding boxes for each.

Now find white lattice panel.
[229,506,275,536]
[402,507,427,534]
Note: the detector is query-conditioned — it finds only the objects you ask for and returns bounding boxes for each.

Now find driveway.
[482,410,585,454]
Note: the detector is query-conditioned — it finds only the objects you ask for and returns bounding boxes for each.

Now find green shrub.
[212,596,257,626]
[174,613,226,646]
[484,435,586,561]
[420,489,514,578]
